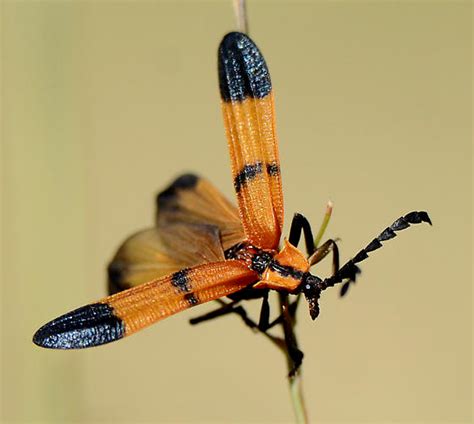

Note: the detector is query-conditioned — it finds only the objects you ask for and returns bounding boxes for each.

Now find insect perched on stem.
[33,33,431,372]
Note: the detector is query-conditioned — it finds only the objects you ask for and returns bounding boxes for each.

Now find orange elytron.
[33,32,431,355]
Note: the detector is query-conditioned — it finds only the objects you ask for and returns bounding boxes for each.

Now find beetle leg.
[189,298,257,329]
[288,213,315,255]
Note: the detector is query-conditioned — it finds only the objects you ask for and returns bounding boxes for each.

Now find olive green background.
[1,1,471,423]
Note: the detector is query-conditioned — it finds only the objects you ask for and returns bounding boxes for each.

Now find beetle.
[33,32,431,369]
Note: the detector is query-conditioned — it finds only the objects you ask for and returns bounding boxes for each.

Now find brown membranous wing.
[108,174,245,294]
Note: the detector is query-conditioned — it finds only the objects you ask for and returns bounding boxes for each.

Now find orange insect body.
[223,239,309,292]
[33,32,430,350]
[255,240,310,292]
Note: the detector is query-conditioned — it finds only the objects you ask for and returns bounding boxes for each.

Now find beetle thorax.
[225,240,310,293]
[253,239,310,292]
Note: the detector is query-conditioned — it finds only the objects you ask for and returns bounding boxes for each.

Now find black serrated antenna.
[323,211,432,296]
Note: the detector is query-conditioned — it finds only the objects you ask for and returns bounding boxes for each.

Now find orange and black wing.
[33,260,258,349]
[108,174,245,294]
[219,32,284,250]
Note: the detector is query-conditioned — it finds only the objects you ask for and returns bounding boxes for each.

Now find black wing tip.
[218,31,271,102]
[33,303,125,349]
[156,173,199,209]
[220,31,250,49]
[172,173,199,189]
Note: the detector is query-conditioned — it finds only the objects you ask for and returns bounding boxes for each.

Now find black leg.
[287,204,336,319]
[189,299,258,330]
[191,286,271,329]
[190,296,280,337]
[190,297,288,348]
[257,292,271,331]
[254,290,301,331]
[289,213,315,255]
[309,238,341,275]
[258,298,300,331]
[279,293,304,376]
[287,210,333,319]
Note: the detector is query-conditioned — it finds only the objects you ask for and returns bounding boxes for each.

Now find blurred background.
[2,1,471,423]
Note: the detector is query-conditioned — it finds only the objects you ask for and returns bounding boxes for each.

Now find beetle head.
[302,273,324,320]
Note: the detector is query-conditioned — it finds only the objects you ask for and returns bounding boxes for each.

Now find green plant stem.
[289,370,308,424]
[314,200,334,248]
[233,0,249,34]
[279,294,309,423]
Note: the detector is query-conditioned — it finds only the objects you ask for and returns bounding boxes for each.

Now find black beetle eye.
[302,274,322,320]
[302,274,322,295]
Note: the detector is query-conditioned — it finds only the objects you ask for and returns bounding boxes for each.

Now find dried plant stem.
[233,0,249,34]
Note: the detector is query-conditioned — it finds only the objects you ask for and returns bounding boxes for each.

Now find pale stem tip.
[326,200,334,213]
